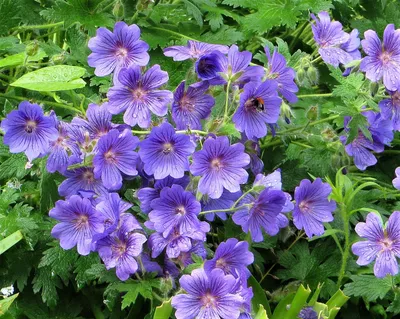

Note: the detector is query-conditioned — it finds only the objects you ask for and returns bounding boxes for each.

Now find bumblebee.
[250,97,265,111]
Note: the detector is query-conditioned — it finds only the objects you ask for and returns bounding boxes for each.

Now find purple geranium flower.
[58,167,108,197]
[393,167,400,190]
[171,268,243,319]
[340,111,393,171]
[88,21,149,79]
[298,307,318,319]
[149,225,207,259]
[379,90,400,131]
[93,129,139,190]
[311,11,352,67]
[47,120,81,173]
[360,24,400,91]
[232,188,287,242]
[71,103,127,139]
[139,122,195,179]
[204,238,254,280]
[201,190,241,222]
[265,48,299,103]
[149,184,206,237]
[341,29,361,60]
[190,136,250,199]
[1,101,58,162]
[232,80,282,140]
[172,81,215,130]
[49,195,105,255]
[97,214,147,281]
[164,40,228,61]
[352,212,400,278]
[195,45,264,85]
[177,241,207,267]
[293,178,336,238]
[107,64,173,128]
[138,175,190,214]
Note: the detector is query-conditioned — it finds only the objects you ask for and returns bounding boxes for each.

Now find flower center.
[116,47,128,59]
[245,98,264,112]
[75,214,89,229]
[380,235,394,251]
[175,205,186,215]
[380,51,392,65]
[201,293,217,308]
[215,258,228,271]
[83,170,95,183]
[299,201,310,212]
[132,88,147,101]
[392,91,400,106]
[55,136,64,146]
[179,96,195,112]
[25,120,37,133]
[162,142,174,154]
[104,150,116,163]
[210,158,223,170]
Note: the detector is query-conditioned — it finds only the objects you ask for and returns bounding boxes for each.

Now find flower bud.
[306,105,318,121]
[51,53,66,65]
[306,66,319,85]
[296,68,306,83]
[370,81,379,97]
[25,41,39,57]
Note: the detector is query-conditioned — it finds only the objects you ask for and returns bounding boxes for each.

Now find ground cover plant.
[2,0,400,318]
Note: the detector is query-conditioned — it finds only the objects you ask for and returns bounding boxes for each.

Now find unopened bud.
[51,53,66,65]
[307,66,319,85]
[370,81,379,97]
[25,41,39,56]
[306,105,318,121]
[296,69,306,83]
[281,101,295,123]
[113,1,124,18]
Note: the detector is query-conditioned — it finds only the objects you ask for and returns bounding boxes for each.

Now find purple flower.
[172,81,215,130]
[265,49,298,103]
[171,268,243,319]
[379,90,400,131]
[201,190,241,222]
[138,176,190,214]
[93,129,139,191]
[311,11,352,67]
[164,40,228,61]
[1,101,58,162]
[95,192,135,239]
[232,188,287,242]
[71,103,127,139]
[204,238,254,280]
[190,136,250,199]
[195,45,264,85]
[293,178,336,238]
[360,24,400,91]
[47,121,81,173]
[232,80,282,140]
[149,184,207,237]
[107,64,173,128]
[298,307,318,319]
[88,22,149,79]
[352,212,400,278]
[139,122,195,179]
[148,225,207,259]
[49,195,105,255]
[393,167,400,190]
[341,29,361,61]
[97,214,147,281]
[178,241,207,267]
[340,111,393,170]
[58,167,108,197]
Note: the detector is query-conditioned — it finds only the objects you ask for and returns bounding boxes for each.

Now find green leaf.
[387,292,400,315]
[254,305,269,319]
[343,275,392,302]
[0,50,47,68]
[11,65,86,91]
[308,229,344,242]
[39,163,60,213]
[74,253,101,289]
[115,279,160,310]
[248,276,272,317]
[218,123,241,139]
[40,0,114,33]
[32,266,62,307]
[283,284,311,319]
[0,230,23,255]
[182,0,203,27]
[0,293,19,316]
[0,153,30,180]
[0,203,38,239]
[153,299,173,319]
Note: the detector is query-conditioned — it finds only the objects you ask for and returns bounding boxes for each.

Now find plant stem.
[311,56,322,64]
[223,79,232,121]
[276,114,340,135]
[0,93,82,114]
[297,93,333,98]
[199,204,250,215]
[148,27,196,41]
[11,21,64,32]
[131,129,209,136]
[337,203,350,288]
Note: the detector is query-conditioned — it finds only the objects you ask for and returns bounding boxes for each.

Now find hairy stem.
[337,203,350,288]
[11,21,64,32]
[223,79,232,121]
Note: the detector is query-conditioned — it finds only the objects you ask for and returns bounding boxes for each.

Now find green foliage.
[343,275,393,302]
